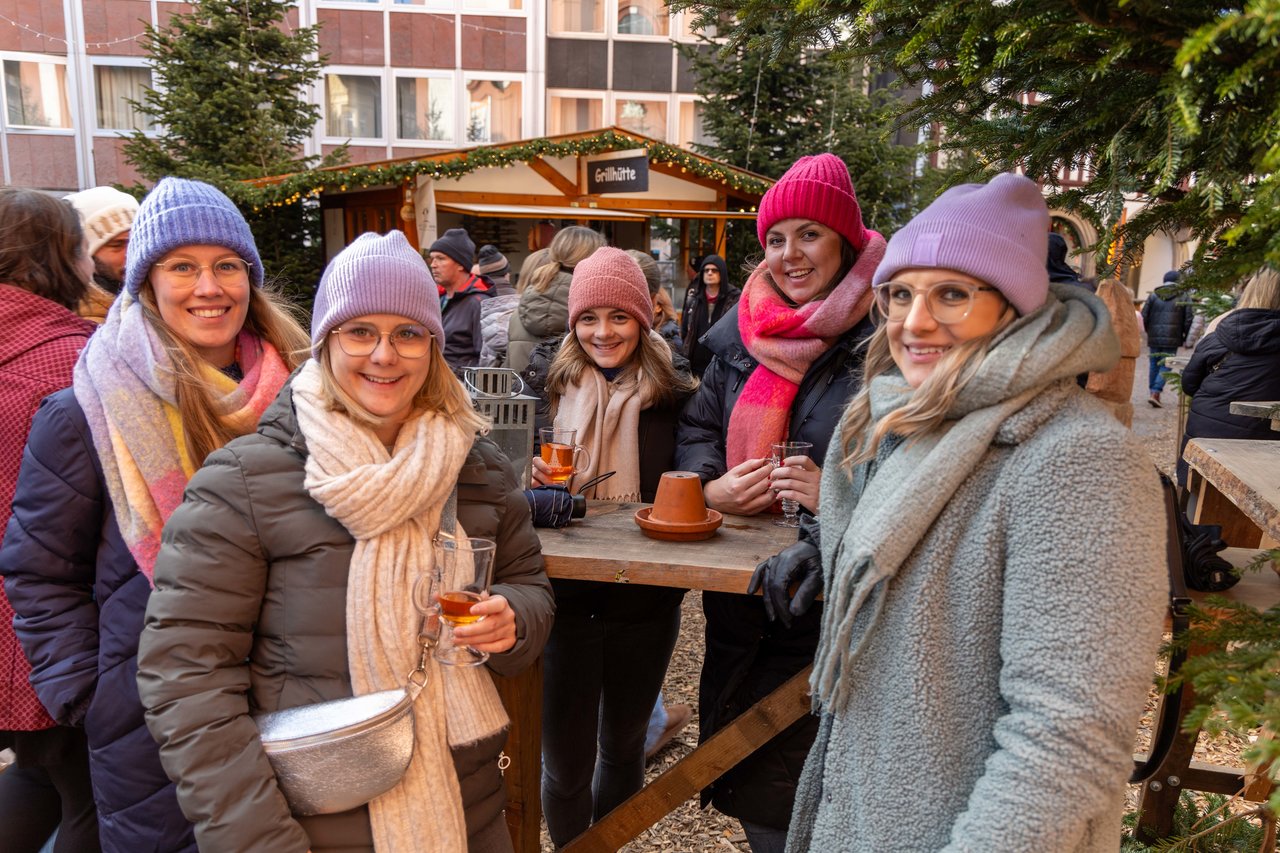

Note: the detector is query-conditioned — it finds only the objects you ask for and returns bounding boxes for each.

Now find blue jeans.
[1149,352,1171,393]
[540,582,682,846]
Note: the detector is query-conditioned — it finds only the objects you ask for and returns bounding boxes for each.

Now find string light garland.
[236,129,771,209]
[0,12,144,48]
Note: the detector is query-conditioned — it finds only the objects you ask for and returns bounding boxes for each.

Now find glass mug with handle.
[538,427,592,489]
[413,537,498,666]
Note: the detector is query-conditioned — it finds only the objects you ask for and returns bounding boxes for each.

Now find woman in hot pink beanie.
[524,246,697,847]
[674,152,887,850]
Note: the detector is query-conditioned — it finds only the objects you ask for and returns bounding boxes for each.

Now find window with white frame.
[396,75,453,142]
[547,93,603,135]
[674,9,725,40]
[614,95,667,140]
[677,99,712,149]
[465,78,522,143]
[462,0,523,9]
[617,0,668,36]
[94,64,154,132]
[549,0,604,33]
[2,57,71,129]
[326,73,382,139]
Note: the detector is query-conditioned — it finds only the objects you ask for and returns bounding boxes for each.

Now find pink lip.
[902,344,950,364]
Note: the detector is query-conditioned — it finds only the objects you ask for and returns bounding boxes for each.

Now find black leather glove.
[746,514,823,628]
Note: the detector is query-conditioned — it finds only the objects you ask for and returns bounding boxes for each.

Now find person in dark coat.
[1177,268,1280,487]
[525,248,698,847]
[429,227,490,372]
[674,154,886,851]
[1141,270,1193,407]
[137,231,552,852]
[681,253,741,376]
[0,179,309,853]
[1045,232,1095,292]
[0,189,100,853]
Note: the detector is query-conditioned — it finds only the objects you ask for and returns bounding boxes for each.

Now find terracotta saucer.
[634,507,723,541]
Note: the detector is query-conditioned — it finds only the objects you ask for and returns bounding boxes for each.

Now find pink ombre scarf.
[726,232,885,467]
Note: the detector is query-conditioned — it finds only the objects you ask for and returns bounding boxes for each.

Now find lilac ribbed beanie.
[873,173,1050,316]
[311,230,444,357]
[757,153,869,251]
[568,247,653,331]
[124,177,262,296]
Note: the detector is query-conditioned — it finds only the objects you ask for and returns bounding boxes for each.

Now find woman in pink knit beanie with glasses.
[675,153,886,851]
[776,173,1165,851]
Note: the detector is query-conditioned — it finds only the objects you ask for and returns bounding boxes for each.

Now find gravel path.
[540,347,1242,851]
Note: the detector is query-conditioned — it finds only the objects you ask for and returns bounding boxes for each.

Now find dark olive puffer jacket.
[137,383,553,853]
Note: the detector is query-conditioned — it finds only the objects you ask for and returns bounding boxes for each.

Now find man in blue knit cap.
[427,227,489,372]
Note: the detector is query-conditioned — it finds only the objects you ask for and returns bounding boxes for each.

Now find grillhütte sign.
[585,151,649,194]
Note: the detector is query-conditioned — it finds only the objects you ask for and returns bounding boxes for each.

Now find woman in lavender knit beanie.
[776,173,1167,851]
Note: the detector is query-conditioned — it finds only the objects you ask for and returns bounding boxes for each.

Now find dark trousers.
[0,726,100,853]
[540,582,683,847]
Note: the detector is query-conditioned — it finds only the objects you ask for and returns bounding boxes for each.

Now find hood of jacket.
[1215,308,1280,355]
[439,274,491,300]
[0,283,95,370]
[255,372,308,457]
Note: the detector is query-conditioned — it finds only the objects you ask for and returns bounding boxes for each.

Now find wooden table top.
[1229,400,1280,432]
[536,502,799,594]
[1184,438,1280,544]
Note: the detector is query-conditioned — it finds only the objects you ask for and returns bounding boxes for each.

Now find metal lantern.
[462,368,536,488]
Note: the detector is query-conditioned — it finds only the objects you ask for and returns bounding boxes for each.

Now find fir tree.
[674,0,1280,293]
[682,29,924,264]
[124,0,343,300]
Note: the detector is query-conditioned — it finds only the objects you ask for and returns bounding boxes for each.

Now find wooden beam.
[494,660,542,853]
[528,157,581,198]
[562,666,814,853]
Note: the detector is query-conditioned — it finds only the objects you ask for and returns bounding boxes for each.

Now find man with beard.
[66,187,138,294]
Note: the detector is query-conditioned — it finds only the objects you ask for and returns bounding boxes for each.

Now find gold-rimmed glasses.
[330,323,433,359]
[873,281,1000,324]
[151,257,252,287]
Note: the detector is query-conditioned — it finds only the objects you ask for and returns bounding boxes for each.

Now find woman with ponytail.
[674,154,885,851]
[778,175,1165,851]
[0,178,307,852]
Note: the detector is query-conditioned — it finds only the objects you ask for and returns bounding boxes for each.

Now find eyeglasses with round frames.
[151,257,252,288]
[873,281,1000,325]
[330,323,433,359]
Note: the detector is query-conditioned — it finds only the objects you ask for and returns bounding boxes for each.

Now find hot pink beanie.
[756,153,869,251]
[872,172,1049,316]
[568,247,653,331]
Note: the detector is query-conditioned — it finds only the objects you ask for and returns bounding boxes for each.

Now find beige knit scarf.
[553,329,666,502]
[291,361,510,853]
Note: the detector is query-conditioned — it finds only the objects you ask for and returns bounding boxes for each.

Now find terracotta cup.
[650,471,708,524]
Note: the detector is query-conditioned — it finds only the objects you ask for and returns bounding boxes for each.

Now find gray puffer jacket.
[507,269,571,373]
[137,382,553,853]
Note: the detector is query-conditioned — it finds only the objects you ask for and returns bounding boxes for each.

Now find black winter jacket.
[680,255,741,377]
[1177,308,1280,486]
[674,305,874,828]
[1142,290,1193,351]
[441,274,490,371]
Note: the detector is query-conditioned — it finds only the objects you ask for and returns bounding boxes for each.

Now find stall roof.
[435,202,650,220]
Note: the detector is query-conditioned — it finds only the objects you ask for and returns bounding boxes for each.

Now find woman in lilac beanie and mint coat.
[769,174,1166,851]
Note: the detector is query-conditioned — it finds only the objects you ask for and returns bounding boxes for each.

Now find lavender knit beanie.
[873,172,1050,316]
[124,177,262,296]
[311,230,445,358]
[757,153,869,251]
[568,247,653,331]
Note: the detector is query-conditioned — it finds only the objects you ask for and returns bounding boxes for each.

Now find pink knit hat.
[756,153,869,251]
[568,247,653,331]
[872,172,1050,316]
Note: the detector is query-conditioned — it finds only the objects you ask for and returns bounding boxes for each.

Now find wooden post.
[493,659,543,853]
[562,666,814,853]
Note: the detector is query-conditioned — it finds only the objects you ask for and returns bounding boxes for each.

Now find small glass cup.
[429,537,497,667]
[538,427,591,488]
[770,441,814,528]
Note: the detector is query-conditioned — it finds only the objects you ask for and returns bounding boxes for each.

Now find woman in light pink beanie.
[527,246,697,847]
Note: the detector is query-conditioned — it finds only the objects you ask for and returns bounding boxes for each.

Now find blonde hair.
[546,329,697,412]
[1238,267,1280,310]
[316,339,489,436]
[838,302,1017,472]
[528,227,606,293]
[138,281,310,466]
[625,249,662,297]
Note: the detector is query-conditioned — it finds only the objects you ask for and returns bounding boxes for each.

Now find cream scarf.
[291,361,510,853]
[553,329,666,502]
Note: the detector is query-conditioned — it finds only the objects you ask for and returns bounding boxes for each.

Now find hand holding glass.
[770,442,814,528]
[428,538,497,666]
[537,427,591,488]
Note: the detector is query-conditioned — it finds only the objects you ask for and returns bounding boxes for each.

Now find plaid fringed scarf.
[725,232,885,467]
[73,292,289,583]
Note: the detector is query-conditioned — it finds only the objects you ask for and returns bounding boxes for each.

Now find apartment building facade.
[0,0,714,191]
